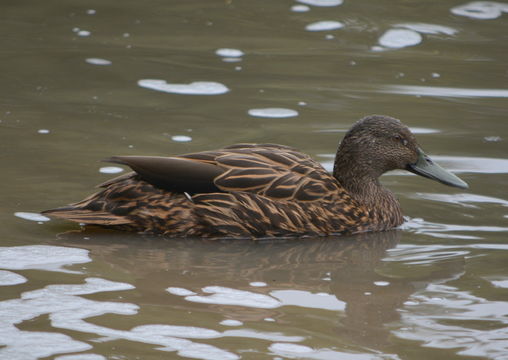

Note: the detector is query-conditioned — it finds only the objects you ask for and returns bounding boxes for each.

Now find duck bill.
[406,148,468,189]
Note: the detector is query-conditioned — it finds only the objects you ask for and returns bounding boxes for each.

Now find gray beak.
[406,148,469,189]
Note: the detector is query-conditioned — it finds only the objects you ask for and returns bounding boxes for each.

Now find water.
[1,0,508,359]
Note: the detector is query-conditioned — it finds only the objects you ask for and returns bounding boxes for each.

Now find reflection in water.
[46,230,402,358]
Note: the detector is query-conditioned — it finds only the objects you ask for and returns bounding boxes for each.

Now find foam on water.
[305,21,344,31]
[85,58,112,65]
[297,0,343,6]
[56,355,105,360]
[248,108,298,118]
[270,290,346,311]
[14,212,50,222]
[38,129,50,134]
[138,79,230,95]
[215,48,244,58]
[291,5,310,12]
[249,281,267,287]
[220,319,243,326]
[0,245,90,273]
[451,1,508,19]
[77,30,91,37]
[0,270,27,286]
[99,166,123,174]
[171,135,192,142]
[378,29,422,49]
[185,286,281,309]
[166,287,197,296]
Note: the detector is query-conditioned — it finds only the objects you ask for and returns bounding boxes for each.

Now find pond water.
[1,0,508,359]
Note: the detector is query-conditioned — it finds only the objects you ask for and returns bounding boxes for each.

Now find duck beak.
[406,148,469,189]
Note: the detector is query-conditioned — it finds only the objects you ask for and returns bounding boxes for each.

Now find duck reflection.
[55,230,411,349]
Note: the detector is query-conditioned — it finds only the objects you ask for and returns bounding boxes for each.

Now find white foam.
[138,79,230,95]
[14,212,50,222]
[271,290,345,311]
[409,127,440,134]
[131,324,220,339]
[56,355,105,360]
[491,280,508,288]
[291,5,310,12]
[451,1,508,19]
[378,29,422,48]
[85,58,112,66]
[77,30,91,37]
[99,166,123,174]
[248,108,298,118]
[269,343,313,353]
[171,135,192,142]
[38,129,50,134]
[297,0,343,6]
[305,21,344,31]
[215,48,244,57]
[220,319,243,326]
[374,281,390,287]
[166,287,197,296]
[0,245,90,273]
[185,286,280,309]
[380,85,508,98]
[249,281,267,287]
[396,23,458,35]
[0,270,27,286]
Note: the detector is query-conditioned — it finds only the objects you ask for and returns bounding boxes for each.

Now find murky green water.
[2,0,508,359]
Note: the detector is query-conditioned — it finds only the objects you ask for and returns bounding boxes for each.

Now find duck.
[42,115,468,238]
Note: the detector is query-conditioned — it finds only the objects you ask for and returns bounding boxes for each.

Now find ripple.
[409,127,440,134]
[248,108,298,118]
[131,324,220,339]
[0,245,90,273]
[215,48,244,58]
[85,58,112,66]
[297,0,343,6]
[378,29,422,49]
[0,270,27,286]
[380,85,508,98]
[99,166,123,174]
[138,79,230,95]
[412,193,508,208]
[14,212,50,222]
[320,154,508,174]
[451,1,508,19]
[394,283,508,359]
[305,20,344,31]
[185,286,280,309]
[395,23,458,35]
[401,217,508,239]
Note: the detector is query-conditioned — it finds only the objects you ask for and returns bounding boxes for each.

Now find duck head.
[334,115,468,189]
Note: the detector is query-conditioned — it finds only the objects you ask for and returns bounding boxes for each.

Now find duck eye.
[393,135,408,146]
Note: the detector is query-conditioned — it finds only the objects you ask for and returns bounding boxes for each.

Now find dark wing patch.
[104,156,224,193]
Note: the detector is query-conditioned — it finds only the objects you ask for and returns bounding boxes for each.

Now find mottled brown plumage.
[42,115,468,238]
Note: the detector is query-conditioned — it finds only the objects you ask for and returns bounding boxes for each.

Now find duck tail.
[41,206,131,226]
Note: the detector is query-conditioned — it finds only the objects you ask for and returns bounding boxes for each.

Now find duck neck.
[333,151,403,227]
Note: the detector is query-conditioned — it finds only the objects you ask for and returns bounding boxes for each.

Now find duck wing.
[102,144,339,201]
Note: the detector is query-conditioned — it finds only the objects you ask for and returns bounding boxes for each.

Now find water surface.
[1,0,508,359]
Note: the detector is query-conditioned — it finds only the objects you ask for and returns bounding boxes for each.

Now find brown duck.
[43,115,468,238]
